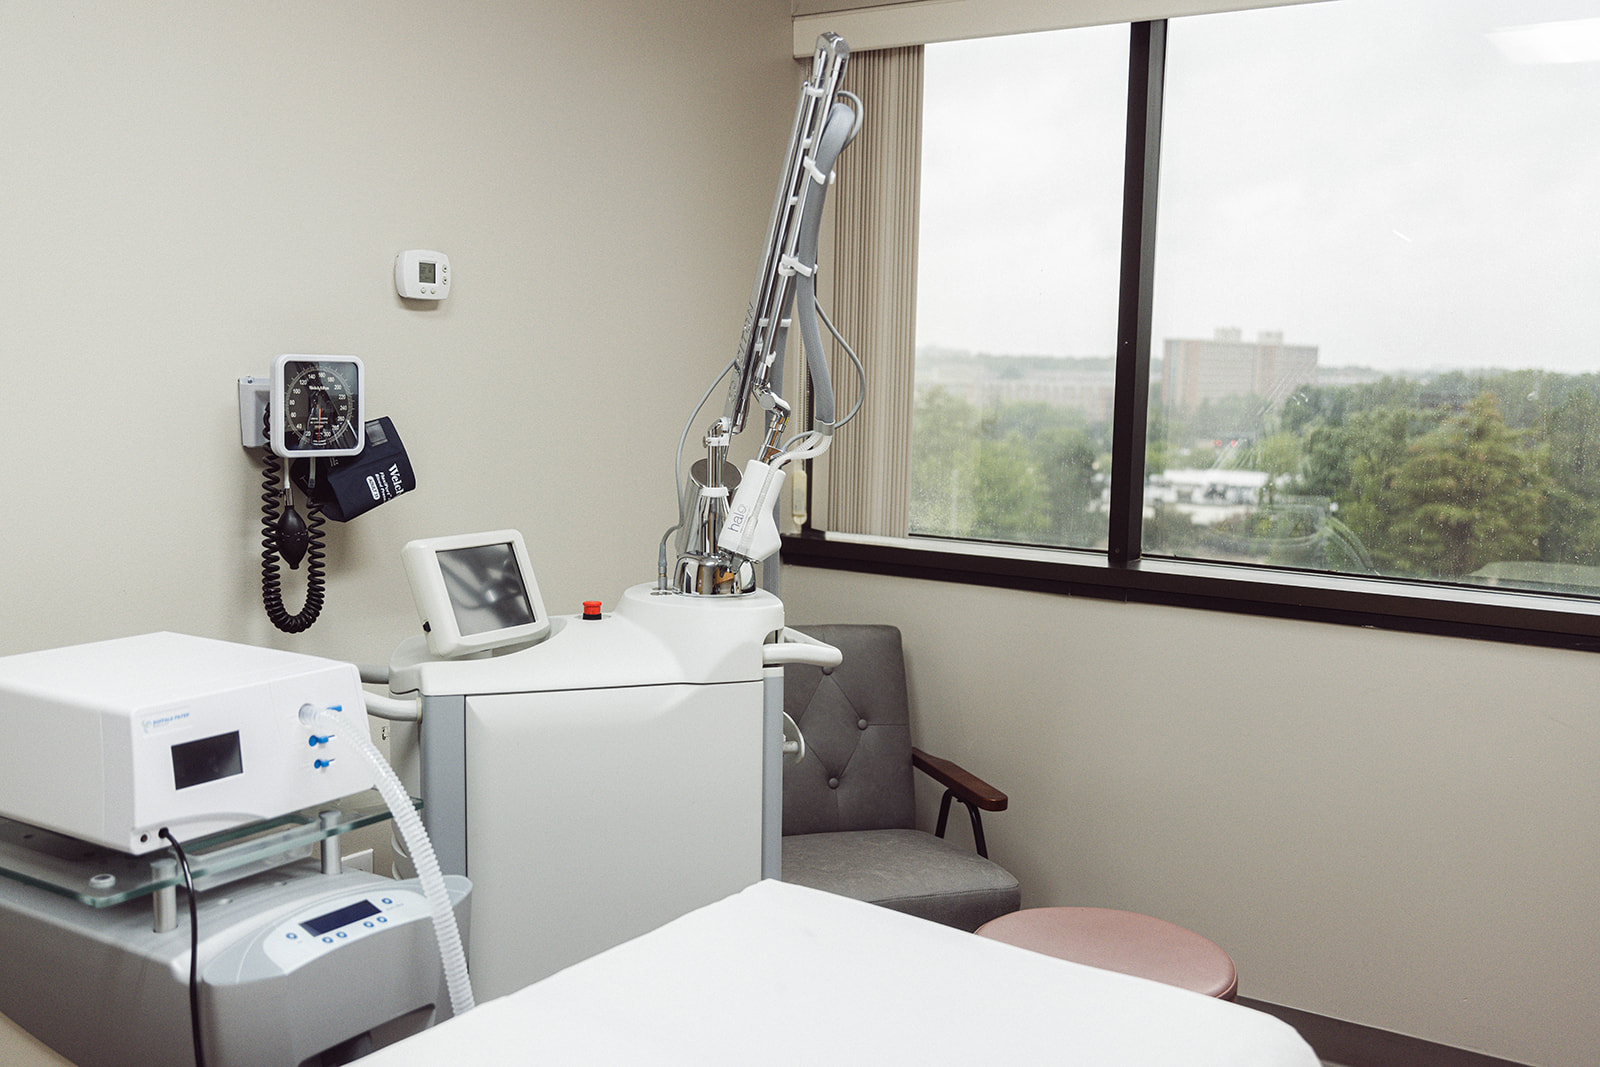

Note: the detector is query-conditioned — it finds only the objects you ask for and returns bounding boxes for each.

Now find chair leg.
[966,802,988,859]
[933,788,990,859]
[935,789,954,839]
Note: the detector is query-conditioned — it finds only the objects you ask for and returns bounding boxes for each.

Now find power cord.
[159,828,207,1067]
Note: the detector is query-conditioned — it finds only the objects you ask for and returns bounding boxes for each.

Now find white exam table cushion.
[362,878,1318,1065]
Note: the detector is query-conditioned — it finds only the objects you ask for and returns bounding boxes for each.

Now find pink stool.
[975,907,1238,1000]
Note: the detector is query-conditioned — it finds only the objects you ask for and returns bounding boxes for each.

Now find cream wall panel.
[1,0,792,664]
[783,565,1600,1067]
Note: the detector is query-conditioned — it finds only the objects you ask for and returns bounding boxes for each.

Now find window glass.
[1149,0,1600,594]
[911,25,1128,547]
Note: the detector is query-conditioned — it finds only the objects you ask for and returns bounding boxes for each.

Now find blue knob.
[314,758,334,769]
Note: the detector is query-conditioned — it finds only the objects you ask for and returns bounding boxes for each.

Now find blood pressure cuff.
[289,416,416,522]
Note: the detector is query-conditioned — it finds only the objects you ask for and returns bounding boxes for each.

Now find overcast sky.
[915,0,1600,373]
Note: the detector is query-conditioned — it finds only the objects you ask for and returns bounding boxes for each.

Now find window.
[911,25,1127,550]
[1150,1,1600,595]
[789,0,1600,648]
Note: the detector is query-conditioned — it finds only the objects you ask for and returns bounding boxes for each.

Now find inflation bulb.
[274,499,311,570]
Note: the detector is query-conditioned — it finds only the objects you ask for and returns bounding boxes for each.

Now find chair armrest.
[912,748,1008,812]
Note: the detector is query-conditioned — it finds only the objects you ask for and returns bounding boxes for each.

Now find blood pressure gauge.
[269,355,365,458]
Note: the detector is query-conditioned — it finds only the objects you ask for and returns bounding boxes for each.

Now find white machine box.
[0,632,374,854]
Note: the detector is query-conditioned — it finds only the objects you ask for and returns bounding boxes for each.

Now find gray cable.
[789,99,860,431]
[818,302,865,429]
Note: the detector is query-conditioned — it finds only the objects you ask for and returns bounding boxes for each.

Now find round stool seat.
[976,907,1238,1000]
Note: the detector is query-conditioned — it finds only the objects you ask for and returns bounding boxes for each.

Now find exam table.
[362,880,1318,1065]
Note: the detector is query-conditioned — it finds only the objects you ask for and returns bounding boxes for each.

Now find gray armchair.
[780,624,1021,931]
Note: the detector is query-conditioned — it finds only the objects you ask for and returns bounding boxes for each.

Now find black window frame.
[782,18,1600,653]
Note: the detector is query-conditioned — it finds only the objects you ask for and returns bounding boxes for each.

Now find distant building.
[916,353,1116,423]
[1144,468,1269,526]
[1163,328,1318,414]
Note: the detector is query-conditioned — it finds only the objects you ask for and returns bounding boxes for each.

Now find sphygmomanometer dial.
[270,355,365,458]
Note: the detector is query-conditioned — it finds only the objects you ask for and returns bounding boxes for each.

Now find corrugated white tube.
[300,702,475,1017]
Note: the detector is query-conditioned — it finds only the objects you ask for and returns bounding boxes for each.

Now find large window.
[1149,0,1600,594]
[790,0,1600,647]
[911,25,1127,549]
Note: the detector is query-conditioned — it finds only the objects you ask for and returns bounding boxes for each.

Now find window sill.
[779,531,1600,651]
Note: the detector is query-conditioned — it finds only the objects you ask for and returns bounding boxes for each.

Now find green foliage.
[1540,388,1600,565]
[1378,394,1548,577]
[1259,373,1600,580]
[908,389,1105,548]
[908,361,1600,588]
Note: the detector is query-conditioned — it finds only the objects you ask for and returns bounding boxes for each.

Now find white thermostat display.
[396,250,450,300]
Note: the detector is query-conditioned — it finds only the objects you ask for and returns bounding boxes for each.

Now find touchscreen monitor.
[401,530,551,657]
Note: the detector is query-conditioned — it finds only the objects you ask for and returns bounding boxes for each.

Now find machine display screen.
[438,542,539,636]
[300,898,380,937]
[171,731,244,791]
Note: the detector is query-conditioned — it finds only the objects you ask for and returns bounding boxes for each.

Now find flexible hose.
[301,703,475,1018]
[790,99,860,432]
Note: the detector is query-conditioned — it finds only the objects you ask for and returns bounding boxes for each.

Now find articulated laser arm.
[671,34,862,596]
[723,33,856,441]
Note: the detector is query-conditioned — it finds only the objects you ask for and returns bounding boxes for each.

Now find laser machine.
[381,35,862,1000]
[0,633,473,1067]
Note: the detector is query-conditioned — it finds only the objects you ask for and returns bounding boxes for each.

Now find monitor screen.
[300,898,381,937]
[437,541,539,636]
[402,530,551,657]
[171,731,244,791]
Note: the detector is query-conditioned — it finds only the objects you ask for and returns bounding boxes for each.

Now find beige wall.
[2,0,792,660]
[782,566,1600,1066]
[1,1,790,1061]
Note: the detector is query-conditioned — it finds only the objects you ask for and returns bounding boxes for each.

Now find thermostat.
[396,250,450,300]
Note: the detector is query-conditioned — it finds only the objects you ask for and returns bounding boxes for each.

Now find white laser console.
[0,632,374,853]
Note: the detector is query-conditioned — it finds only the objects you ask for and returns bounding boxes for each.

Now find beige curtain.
[814,45,922,537]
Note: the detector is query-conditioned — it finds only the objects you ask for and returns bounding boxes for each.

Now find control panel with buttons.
[263,885,432,971]
[395,249,450,300]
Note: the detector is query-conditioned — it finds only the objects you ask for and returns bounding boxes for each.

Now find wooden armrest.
[912,747,1009,812]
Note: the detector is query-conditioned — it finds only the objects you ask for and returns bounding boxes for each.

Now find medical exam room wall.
[1,2,792,1059]
[782,567,1600,1067]
[2,0,794,661]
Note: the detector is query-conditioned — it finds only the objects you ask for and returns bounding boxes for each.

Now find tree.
[909,388,979,537]
[1541,388,1600,565]
[1251,431,1304,504]
[1380,394,1548,578]
[1300,405,1423,568]
[1034,425,1101,547]
[970,438,1048,542]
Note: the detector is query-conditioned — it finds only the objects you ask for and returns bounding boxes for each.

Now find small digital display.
[300,898,381,937]
[171,731,244,791]
[438,542,538,636]
[418,261,436,284]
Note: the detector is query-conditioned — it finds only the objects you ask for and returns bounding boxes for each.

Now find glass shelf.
[0,790,418,908]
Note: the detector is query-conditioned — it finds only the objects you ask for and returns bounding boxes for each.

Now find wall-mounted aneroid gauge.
[270,355,365,458]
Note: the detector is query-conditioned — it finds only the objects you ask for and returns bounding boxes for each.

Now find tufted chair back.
[782,624,917,836]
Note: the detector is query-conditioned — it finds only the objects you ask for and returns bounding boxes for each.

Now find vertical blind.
[817,45,922,538]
